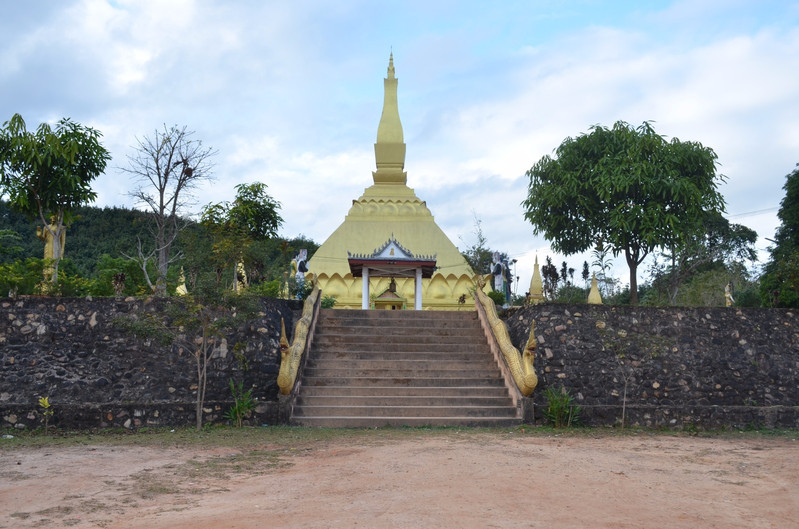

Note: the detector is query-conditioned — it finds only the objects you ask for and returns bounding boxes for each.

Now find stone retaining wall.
[1,296,298,430]
[3,298,798,431]
[505,304,799,429]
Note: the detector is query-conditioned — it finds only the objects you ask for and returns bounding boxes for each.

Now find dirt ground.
[1,431,797,529]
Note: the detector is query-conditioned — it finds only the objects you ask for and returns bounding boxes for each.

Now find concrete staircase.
[291,309,520,427]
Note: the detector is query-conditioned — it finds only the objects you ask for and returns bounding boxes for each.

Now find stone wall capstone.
[1,296,299,430]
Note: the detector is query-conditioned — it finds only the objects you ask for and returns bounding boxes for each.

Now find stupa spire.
[373,52,407,184]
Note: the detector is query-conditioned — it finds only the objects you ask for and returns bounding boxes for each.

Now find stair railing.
[473,277,538,402]
[277,279,322,396]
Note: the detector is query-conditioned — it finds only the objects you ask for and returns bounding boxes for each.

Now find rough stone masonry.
[1,297,798,430]
[506,304,799,428]
[1,296,297,430]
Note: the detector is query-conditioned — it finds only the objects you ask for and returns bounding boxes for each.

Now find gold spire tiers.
[373,53,406,185]
[307,54,477,310]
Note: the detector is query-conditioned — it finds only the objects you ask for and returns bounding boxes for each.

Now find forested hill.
[1,200,319,290]
[1,200,153,277]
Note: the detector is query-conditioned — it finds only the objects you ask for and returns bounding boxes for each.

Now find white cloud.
[1,0,795,294]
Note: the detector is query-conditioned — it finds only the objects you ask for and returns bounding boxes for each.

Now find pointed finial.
[387,52,395,79]
[374,51,406,183]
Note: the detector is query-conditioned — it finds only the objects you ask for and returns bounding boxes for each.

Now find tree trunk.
[668,250,682,306]
[155,242,168,296]
[195,348,203,431]
[50,225,63,284]
[625,247,640,305]
[195,316,214,431]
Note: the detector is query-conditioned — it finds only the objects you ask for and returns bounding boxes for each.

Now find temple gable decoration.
[348,236,437,310]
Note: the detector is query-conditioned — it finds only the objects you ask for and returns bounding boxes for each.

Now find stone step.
[314,325,484,336]
[319,309,476,321]
[312,334,482,346]
[300,376,505,388]
[304,366,497,379]
[296,395,514,407]
[291,309,518,428]
[318,319,482,331]
[298,386,511,398]
[311,342,486,354]
[292,404,518,419]
[309,351,488,361]
[306,359,495,370]
[292,416,522,428]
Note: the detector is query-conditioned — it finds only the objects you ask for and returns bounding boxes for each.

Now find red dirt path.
[1,433,797,528]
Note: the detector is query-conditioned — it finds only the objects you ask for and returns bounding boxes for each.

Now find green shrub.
[0,258,45,296]
[543,386,581,428]
[735,286,761,307]
[224,379,255,427]
[249,279,282,298]
[487,290,506,306]
[554,285,588,303]
[321,295,337,309]
[289,277,314,300]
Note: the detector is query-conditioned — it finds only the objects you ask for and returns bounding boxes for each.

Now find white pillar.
[362,267,370,310]
[414,268,423,310]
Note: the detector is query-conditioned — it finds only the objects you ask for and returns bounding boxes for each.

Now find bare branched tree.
[122,125,216,296]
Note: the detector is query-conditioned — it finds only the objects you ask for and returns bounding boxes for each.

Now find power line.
[725,207,778,219]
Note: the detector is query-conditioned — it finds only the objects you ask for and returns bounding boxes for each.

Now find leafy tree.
[591,243,620,298]
[1,201,163,278]
[67,206,155,277]
[523,121,725,304]
[560,261,574,286]
[201,182,282,292]
[555,284,589,303]
[0,201,41,262]
[118,292,258,430]
[122,125,216,296]
[0,229,23,261]
[541,256,559,300]
[650,211,757,305]
[760,164,799,307]
[246,235,318,287]
[0,256,93,297]
[0,114,110,284]
[0,257,45,297]
[91,254,153,297]
[459,214,494,274]
[458,212,511,297]
[644,261,757,307]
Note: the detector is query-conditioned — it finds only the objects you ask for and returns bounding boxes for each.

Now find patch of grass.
[125,470,182,499]
[2,424,797,453]
[34,506,74,516]
[186,449,288,478]
[0,470,29,481]
[78,499,108,514]
[117,444,293,500]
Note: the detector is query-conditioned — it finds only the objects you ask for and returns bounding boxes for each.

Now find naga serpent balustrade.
[277,280,321,395]
[474,277,538,396]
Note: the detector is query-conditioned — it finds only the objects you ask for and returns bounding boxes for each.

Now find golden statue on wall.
[36,219,65,281]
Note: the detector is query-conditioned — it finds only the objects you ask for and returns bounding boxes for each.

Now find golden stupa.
[308,53,476,310]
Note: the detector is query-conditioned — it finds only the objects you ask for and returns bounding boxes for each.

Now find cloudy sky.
[2,0,798,292]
